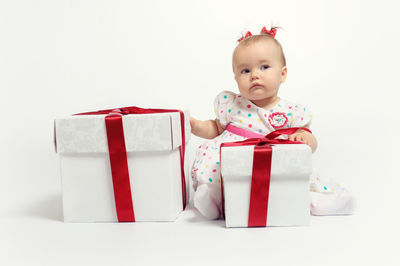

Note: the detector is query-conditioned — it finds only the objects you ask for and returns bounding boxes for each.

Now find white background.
[1,0,399,265]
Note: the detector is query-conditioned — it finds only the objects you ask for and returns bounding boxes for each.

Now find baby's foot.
[310,189,356,216]
[194,184,220,220]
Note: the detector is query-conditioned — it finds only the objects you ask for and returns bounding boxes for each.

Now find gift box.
[220,128,312,227]
[54,107,190,222]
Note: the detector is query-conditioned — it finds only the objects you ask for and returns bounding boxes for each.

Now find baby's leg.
[309,170,356,215]
[191,142,222,219]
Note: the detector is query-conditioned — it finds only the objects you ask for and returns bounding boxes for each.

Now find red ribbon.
[238,31,253,42]
[221,127,311,227]
[76,106,187,222]
[260,26,277,37]
[237,27,277,42]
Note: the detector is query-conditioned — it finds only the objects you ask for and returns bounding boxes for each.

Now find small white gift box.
[54,107,190,222]
[220,142,312,228]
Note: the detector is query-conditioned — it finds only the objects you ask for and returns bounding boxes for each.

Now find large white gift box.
[220,142,312,228]
[54,108,190,222]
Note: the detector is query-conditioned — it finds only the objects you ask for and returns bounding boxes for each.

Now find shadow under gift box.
[220,143,312,228]
[54,111,190,222]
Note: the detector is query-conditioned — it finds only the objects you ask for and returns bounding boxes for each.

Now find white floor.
[1,174,398,266]
[1,133,398,266]
[1,136,399,266]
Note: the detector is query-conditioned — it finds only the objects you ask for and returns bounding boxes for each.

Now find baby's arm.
[190,117,225,139]
[289,129,318,153]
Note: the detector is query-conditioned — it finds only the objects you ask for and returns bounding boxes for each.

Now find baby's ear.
[233,73,239,82]
[281,66,288,83]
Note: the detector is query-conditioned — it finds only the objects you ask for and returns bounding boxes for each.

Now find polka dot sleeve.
[290,104,313,128]
[213,91,236,127]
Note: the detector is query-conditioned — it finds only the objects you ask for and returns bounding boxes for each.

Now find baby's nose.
[251,72,259,80]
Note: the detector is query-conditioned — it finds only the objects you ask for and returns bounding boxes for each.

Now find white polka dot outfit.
[192,90,355,219]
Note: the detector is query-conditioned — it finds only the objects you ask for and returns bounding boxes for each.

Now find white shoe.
[193,184,221,220]
[310,190,356,216]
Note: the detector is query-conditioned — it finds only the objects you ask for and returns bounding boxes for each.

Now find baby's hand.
[190,117,223,139]
[288,129,317,153]
[190,117,204,136]
[190,117,197,132]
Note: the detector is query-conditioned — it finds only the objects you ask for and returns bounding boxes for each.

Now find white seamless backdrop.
[1,1,399,265]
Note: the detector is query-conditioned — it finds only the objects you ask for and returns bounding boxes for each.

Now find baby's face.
[233,40,287,105]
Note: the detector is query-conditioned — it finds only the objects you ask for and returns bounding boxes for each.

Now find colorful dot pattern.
[213,90,312,132]
[192,91,313,189]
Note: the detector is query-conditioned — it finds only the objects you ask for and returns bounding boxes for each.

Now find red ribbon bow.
[237,27,277,42]
[260,26,277,37]
[221,127,311,227]
[237,31,253,42]
[76,106,187,222]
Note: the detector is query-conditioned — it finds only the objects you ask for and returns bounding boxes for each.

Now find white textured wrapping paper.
[221,144,312,227]
[55,112,191,153]
[55,110,190,222]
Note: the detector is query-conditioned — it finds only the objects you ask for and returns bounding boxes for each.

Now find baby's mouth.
[250,83,263,89]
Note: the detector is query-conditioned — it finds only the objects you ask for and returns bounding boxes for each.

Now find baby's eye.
[261,65,270,70]
[241,69,250,74]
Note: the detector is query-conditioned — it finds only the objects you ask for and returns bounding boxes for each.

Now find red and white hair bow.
[237,26,277,42]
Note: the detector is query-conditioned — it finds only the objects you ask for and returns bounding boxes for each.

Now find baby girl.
[190,27,355,219]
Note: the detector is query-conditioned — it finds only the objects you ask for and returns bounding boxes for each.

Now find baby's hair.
[234,26,286,67]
